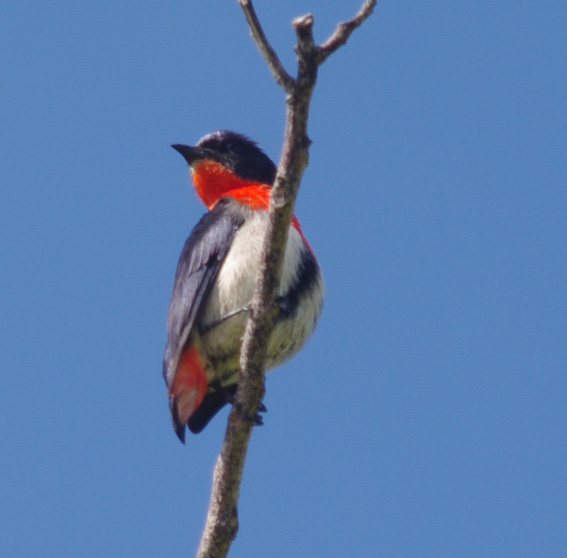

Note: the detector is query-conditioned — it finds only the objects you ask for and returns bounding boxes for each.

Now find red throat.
[191,159,267,209]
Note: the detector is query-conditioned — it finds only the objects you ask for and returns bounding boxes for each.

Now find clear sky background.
[2,1,566,557]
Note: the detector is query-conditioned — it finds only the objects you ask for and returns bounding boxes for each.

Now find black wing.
[163,198,245,390]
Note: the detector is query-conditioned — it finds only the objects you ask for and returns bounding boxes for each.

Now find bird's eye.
[225,141,238,153]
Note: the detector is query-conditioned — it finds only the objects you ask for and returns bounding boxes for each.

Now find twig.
[238,0,294,93]
[196,2,376,557]
[317,0,377,64]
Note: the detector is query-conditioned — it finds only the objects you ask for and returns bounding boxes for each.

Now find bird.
[163,130,324,443]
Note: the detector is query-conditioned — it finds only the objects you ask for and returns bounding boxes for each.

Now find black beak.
[171,144,206,166]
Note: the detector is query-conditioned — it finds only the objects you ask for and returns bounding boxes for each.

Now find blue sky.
[2,1,566,556]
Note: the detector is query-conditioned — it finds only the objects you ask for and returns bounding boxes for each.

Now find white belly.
[199,210,324,384]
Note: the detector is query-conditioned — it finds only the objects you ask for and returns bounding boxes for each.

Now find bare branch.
[196,1,376,556]
[293,13,315,56]
[317,0,377,64]
[238,0,295,93]
[196,408,255,558]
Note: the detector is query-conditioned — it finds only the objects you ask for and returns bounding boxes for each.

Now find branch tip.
[238,0,294,93]
[317,0,377,64]
[292,13,313,29]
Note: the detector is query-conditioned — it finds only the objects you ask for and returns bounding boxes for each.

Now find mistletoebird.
[164,130,324,443]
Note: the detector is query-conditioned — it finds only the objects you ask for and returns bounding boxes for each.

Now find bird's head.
[172,130,277,209]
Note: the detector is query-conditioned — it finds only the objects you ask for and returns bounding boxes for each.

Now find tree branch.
[317,0,377,65]
[196,2,376,557]
[238,0,295,93]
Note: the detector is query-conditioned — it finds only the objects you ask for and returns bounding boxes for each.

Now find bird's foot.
[211,380,267,425]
